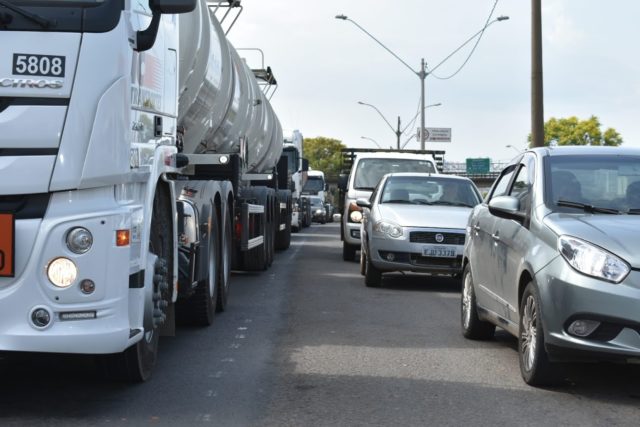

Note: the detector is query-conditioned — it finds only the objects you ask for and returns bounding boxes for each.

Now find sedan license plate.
[422,245,456,258]
[0,213,15,277]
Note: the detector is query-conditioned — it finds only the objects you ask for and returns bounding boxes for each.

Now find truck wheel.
[265,192,275,268]
[103,187,172,382]
[192,206,220,326]
[217,204,232,312]
[461,264,495,340]
[343,242,356,261]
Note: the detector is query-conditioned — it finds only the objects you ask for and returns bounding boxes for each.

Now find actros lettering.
[0,78,63,89]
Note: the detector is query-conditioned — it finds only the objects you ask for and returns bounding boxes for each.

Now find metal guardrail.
[442,162,507,178]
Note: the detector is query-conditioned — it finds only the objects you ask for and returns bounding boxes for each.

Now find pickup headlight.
[348,202,363,223]
[373,220,403,239]
[558,235,630,283]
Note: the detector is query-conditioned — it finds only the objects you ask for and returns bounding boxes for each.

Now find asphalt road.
[2,223,640,426]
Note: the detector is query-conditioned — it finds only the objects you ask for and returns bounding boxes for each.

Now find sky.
[226,0,640,163]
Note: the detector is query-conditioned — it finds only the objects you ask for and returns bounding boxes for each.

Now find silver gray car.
[357,173,482,287]
[462,146,640,386]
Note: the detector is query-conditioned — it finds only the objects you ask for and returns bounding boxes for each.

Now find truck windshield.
[303,177,325,194]
[1,0,121,32]
[354,159,436,190]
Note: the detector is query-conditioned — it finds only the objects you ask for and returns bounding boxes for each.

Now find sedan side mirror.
[488,196,525,221]
[356,198,372,209]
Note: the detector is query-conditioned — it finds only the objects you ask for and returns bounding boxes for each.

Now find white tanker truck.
[0,0,291,380]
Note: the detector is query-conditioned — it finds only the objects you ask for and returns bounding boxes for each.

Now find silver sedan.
[357,173,482,287]
[462,146,640,386]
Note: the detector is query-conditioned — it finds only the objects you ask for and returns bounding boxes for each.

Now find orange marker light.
[116,230,130,247]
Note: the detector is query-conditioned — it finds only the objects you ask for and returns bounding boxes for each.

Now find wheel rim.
[521,295,537,372]
[462,271,472,330]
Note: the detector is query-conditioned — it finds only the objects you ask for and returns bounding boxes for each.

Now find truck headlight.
[66,227,93,254]
[373,221,403,239]
[47,257,78,288]
[558,235,630,283]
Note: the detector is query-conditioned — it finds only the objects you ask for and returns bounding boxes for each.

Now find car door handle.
[491,233,500,241]
[473,224,481,231]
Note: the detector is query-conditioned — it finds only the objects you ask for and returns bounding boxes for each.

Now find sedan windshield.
[546,155,640,214]
[380,176,481,207]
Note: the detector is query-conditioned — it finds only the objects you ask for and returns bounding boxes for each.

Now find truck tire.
[103,186,172,382]
[343,241,356,261]
[265,190,275,268]
[182,204,220,326]
[216,202,232,312]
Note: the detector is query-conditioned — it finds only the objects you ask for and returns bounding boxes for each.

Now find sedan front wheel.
[364,248,382,287]
[460,264,495,340]
[518,282,560,386]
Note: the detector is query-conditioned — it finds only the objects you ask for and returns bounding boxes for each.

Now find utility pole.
[419,58,427,150]
[531,0,544,147]
[396,116,401,150]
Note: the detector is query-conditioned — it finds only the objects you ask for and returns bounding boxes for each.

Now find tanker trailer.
[177,1,291,268]
[0,0,289,382]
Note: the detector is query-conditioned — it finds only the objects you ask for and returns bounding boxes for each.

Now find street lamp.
[336,13,508,150]
[357,101,401,149]
[360,136,382,149]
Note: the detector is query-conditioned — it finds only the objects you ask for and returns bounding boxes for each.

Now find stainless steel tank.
[178,1,282,173]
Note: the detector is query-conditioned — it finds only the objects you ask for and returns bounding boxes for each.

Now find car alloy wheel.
[521,294,537,372]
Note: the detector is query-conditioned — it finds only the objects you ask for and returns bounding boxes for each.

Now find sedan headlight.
[373,220,403,239]
[558,235,630,283]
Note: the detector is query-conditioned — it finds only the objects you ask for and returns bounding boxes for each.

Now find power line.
[429,0,499,80]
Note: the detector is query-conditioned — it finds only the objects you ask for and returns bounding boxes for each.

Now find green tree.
[304,137,345,180]
[528,116,623,147]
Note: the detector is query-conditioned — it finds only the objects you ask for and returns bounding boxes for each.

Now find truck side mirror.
[150,0,196,13]
[338,174,348,191]
[301,159,310,172]
[137,0,196,52]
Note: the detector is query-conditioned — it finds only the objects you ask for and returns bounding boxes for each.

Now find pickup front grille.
[410,231,465,245]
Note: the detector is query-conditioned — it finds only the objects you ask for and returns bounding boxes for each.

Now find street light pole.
[419,58,426,150]
[336,14,508,150]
